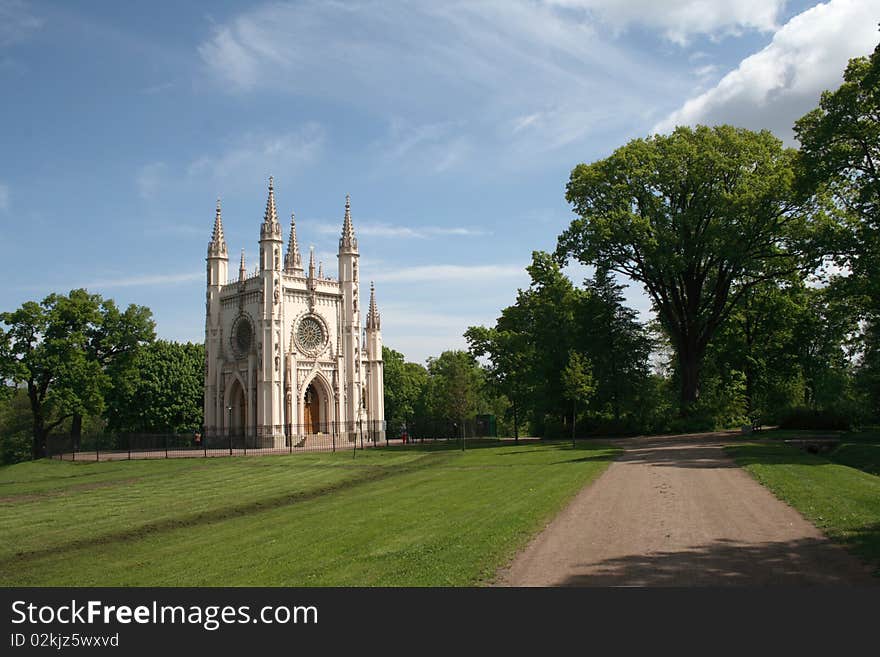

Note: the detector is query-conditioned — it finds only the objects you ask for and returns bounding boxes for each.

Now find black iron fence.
[48,421,386,461]
[45,416,499,462]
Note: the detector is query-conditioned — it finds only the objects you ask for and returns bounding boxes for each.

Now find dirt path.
[495,432,876,586]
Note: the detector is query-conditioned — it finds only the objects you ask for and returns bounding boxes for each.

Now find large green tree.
[557,125,817,414]
[795,39,880,422]
[104,341,203,433]
[580,266,653,424]
[0,290,155,457]
[795,39,880,310]
[423,351,486,426]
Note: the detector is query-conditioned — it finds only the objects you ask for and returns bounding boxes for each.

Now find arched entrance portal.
[303,383,321,433]
[228,378,247,436]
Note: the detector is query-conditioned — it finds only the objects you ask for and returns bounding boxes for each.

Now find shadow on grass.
[552,453,619,465]
[381,439,511,454]
[617,443,740,470]
[558,536,879,586]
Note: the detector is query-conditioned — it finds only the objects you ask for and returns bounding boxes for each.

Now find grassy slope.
[726,442,880,575]
[0,441,618,586]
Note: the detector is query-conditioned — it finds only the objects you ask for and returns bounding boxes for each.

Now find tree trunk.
[512,400,519,442]
[71,413,83,451]
[32,418,46,460]
[678,344,702,415]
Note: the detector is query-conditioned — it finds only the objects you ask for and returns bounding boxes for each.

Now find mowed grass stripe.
[0,451,433,562]
[0,441,618,586]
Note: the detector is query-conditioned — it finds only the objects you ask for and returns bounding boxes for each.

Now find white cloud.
[196,1,681,167]
[81,272,204,289]
[187,123,324,183]
[372,264,525,283]
[0,182,8,211]
[135,162,166,199]
[654,0,880,142]
[547,0,785,44]
[0,0,43,47]
[308,221,487,239]
[20,271,205,293]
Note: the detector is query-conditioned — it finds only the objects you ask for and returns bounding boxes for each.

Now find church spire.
[339,193,357,252]
[308,246,316,279]
[207,198,228,258]
[239,249,246,282]
[285,212,303,274]
[366,281,380,330]
[260,176,281,240]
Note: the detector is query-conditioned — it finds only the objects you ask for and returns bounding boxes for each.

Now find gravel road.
[495,432,876,586]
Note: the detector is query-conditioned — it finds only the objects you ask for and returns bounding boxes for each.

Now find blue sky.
[1,0,878,364]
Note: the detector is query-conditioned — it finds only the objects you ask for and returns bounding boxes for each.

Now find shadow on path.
[560,536,878,586]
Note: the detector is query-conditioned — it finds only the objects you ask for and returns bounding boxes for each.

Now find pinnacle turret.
[285,212,303,274]
[239,249,246,282]
[339,194,357,252]
[308,246,316,280]
[260,176,282,240]
[208,198,228,258]
[366,281,380,330]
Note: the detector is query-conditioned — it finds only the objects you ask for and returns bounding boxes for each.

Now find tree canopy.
[557,125,820,414]
[0,289,155,457]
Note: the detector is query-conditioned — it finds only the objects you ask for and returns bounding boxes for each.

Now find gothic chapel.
[204,177,385,447]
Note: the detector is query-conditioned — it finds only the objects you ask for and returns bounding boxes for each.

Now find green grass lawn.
[0,440,618,586]
[726,441,880,575]
[755,428,880,476]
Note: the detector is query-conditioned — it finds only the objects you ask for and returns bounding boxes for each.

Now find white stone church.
[203,177,385,446]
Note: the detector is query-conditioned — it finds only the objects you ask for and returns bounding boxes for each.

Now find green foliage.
[382,346,428,436]
[105,341,204,433]
[856,321,880,421]
[468,252,653,437]
[558,125,818,414]
[561,351,594,404]
[0,388,32,464]
[0,289,155,457]
[795,41,880,313]
[424,350,486,422]
[777,408,853,431]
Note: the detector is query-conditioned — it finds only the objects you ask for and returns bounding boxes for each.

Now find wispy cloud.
[80,272,203,289]
[372,264,525,283]
[545,0,785,45]
[0,0,44,47]
[309,221,488,239]
[653,0,880,143]
[187,123,325,183]
[196,1,682,168]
